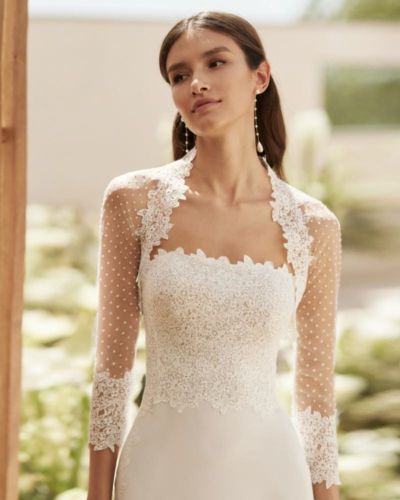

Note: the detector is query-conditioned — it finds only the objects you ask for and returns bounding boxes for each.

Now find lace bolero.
[87,146,342,489]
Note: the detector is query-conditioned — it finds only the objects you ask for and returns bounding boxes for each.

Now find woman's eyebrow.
[167,46,232,75]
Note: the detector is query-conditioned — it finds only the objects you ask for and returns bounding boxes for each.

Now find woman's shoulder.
[102,157,181,201]
[282,181,342,250]
[285,181,340,227]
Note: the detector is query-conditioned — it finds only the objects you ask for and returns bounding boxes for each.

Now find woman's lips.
[194,100,221,113]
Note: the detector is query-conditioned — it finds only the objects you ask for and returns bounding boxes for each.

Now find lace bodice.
[139,244,295,419]
[87,146,342,489]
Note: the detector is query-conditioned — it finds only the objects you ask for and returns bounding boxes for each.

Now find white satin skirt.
[113,401,314,500]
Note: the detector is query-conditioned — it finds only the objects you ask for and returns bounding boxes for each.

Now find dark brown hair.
[159,11,287,180]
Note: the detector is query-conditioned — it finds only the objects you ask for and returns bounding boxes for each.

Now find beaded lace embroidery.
[88,146,342,488]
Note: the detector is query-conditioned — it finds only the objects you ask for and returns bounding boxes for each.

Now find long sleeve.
[88,177,143,452]
[291,208,342,489]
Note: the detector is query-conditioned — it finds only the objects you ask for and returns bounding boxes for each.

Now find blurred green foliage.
[20,205,97,499]
[20,204,146,499]
[334,293,400,499]
[335,0,400,21]
[19,386,89,500]
[303,0,400,21]
[324,65,400,127]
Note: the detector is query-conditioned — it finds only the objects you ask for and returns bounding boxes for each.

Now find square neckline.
[145,146,295,277]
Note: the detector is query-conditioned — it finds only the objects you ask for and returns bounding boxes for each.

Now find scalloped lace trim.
[88,369,134,452]
[292,405,342,488]
[140,377,282,422]
[264,160,314,310]
[154,245,294,275]
[135,149,195,283]
[136,147,312,288]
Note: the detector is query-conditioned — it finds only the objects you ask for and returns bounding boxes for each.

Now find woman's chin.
[190,119,228,136]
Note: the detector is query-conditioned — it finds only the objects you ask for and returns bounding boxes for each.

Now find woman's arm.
[292,208,343,499]
[87,178,143,500]
[87,445,119,500]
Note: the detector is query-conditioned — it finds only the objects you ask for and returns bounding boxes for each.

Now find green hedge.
[324,64,400,126]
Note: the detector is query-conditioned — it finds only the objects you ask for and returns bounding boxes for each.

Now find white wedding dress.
[87,146,342,499]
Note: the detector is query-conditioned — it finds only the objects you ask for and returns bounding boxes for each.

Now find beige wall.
[28,18,400,211]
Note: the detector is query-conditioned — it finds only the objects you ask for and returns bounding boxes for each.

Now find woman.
[87,11,342,500]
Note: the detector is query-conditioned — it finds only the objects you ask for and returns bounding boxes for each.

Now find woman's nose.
[191,78,209,94]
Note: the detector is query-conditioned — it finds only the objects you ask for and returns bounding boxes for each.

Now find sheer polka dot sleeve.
[88,177,143,453]
[292,207,342,489]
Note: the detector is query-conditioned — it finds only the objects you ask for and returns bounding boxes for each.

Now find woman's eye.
[172,74,185,84]
[172,60,226,84]
[209,59,225,68]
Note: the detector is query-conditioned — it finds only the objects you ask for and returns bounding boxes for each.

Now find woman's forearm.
[87,444,119,500]
[313,482,340,500]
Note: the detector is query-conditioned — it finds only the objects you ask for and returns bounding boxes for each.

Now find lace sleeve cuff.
[88,369,134,452]
[292,406,342,488]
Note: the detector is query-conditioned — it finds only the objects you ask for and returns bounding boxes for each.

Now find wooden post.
[0,0,28,499]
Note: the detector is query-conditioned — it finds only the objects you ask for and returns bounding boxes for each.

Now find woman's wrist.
[312,482,340,500]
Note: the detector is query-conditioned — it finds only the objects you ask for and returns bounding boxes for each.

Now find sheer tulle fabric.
[88,146,342,497]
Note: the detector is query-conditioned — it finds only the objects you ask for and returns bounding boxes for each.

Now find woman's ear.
[256,59,270,92]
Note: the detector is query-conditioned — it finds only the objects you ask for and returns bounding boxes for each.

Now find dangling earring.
[184,122,189,154]
[254,90,264,154]
[179,114,190,154]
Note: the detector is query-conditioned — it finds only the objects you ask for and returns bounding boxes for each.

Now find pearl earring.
[254,90,264,154]
[180,115,190,154]
[184,122,189,154]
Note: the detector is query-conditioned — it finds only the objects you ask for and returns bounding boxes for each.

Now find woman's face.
[165,28,269,137]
